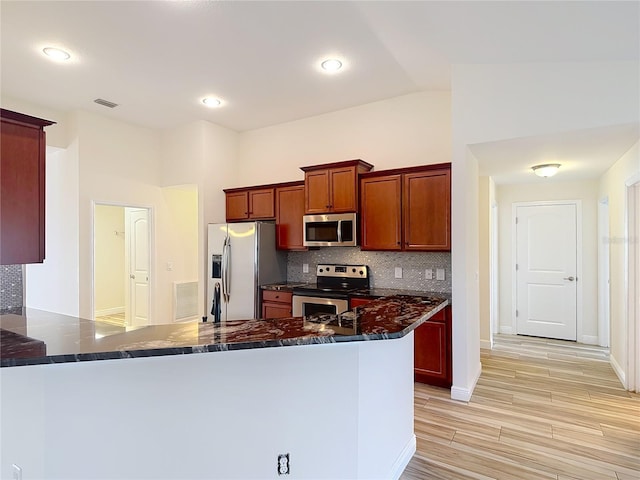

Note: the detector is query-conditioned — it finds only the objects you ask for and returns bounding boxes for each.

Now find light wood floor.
[95,312,125,327]
[401,335,640,480]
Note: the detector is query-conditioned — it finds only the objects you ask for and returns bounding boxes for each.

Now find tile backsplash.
[287,248,451,293]
[1,265,24,309]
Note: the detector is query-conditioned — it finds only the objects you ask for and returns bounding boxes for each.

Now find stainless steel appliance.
[292,264,369,316]
[302,213,358,247]
[207,222,286,322]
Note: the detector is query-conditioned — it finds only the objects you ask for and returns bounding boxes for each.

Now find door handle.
[130,274,135,279]
[563,276,576,281]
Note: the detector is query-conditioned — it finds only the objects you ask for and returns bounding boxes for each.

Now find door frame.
[91,201,154,324]
[598,196,610,348]
[511,200,583,341]
[625,173,640,392]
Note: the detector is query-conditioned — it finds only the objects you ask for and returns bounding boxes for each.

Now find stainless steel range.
[292,264,369,317]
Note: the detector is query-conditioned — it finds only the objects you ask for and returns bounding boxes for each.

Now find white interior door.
[515,203,578,341]
[126,208,150,326]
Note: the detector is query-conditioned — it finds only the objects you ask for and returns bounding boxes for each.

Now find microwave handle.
[337,220,342,243]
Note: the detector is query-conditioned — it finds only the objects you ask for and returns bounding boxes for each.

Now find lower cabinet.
[414,306,452,387]
[261,290,293,319]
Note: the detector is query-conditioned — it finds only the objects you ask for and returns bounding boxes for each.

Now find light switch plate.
[394,267,403,279]
[425,268,433,280]
[436,268,445,281]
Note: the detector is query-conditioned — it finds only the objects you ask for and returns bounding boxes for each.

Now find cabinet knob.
[326,205,330,209]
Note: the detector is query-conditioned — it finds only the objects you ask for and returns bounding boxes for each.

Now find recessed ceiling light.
[531,164,561,177]
[202,97,222,108]
[320,58,343,73]
[42,47,71,61]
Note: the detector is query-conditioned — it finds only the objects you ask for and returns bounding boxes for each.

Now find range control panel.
[316,264,368,279]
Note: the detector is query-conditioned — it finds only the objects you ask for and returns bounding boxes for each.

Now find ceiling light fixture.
[42,47,71,61]
[202,97,222,108]
[532,163,561,178]
[320,58,343,73]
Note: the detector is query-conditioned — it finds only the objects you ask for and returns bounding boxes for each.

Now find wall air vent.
[93,98,119,109]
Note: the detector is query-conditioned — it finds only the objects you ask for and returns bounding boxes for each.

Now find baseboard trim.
[450,362,482,402]
[480,339,492,350]
[580,335,599,345]
[499,326,513,334]
[95,307,125,317]
[610,354,626,389]
[390,434,416,480]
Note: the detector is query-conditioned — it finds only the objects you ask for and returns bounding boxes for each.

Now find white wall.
[93,205,125,314]
[496,180,599,342]
[598,141,640,385]
[25,147,80,316]
[237,91,451,183]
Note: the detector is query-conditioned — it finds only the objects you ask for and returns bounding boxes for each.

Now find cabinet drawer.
[262,290,292,304]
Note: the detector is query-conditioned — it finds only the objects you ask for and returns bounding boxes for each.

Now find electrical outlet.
[277,453,290,475]
[394,267,402,279]
[436,268,445,281]
[425,268,433,279]
[302,263,309,274]
[12,464,22,480]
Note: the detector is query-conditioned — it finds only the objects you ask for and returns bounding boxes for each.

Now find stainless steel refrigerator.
[206,221,286,322]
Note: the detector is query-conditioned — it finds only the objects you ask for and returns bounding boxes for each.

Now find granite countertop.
[0,294,447,367]
[260,282,310,292]
[350,288,452,302]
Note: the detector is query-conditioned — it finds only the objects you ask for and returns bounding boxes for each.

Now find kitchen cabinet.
[275,181,306,251]
[261,289,293,319]
[0,109,55,265]
[301,159,373,214]
[360,164,451,252]
[414,305,452,387]
[224,186,275,222]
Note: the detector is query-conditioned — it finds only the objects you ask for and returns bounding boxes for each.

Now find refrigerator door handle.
[222,236,231,303]
[337,220,342,243]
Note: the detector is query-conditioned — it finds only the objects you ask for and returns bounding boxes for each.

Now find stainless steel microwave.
[303,213,358,247]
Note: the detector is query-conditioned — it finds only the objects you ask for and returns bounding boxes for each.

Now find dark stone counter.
[0,295,447,367]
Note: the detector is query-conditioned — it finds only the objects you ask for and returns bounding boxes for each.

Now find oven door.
[292,295,349,317]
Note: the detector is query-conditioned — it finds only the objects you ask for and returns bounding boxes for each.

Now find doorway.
[626,178,640,392]
[513,201,581,341]
[94,204,151,327]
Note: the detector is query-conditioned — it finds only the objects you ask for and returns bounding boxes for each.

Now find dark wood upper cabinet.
[360,164,451,252]
[275,181,306,251]
[360,174,402,250]
[1,109,55,265]
[224,187,275,222]
[301,159,373,214]
[403,168,451,251]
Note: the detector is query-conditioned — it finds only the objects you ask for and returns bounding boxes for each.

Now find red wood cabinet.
[261,290,293,319]
[275,182,306,251]
[414,306,452,387]
[301,159,373,214]
[349,297,375,309]
[360,164,451,252]
[224,187,275,222]
[0,109,55,265]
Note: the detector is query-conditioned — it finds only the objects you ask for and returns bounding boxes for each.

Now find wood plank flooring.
[401,335,640,480]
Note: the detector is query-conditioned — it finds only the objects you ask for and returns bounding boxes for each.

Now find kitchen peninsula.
[1,294,447,480]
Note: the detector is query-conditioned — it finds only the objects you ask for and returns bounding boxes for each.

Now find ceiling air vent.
[93,98,119,109]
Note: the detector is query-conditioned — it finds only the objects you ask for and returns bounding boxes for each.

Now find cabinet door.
[226,191,249,222]
[360,175,402,250]
[414,307,451,387]
[329,167,357,212]
[275,184,306,250]
[262,303,293,319]
[0,121,45,264]
[403,169,451,251]
[248,188,275,219]
[305,169,330,214]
